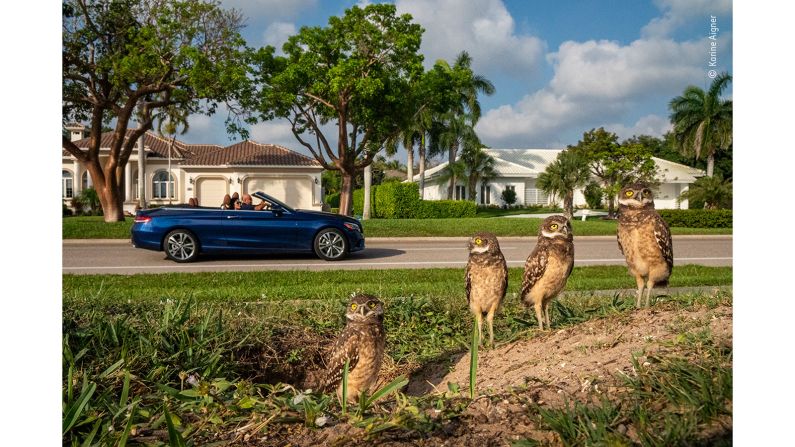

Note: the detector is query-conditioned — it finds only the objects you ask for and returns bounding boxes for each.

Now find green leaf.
[469,323,479,399]
[117,403,136,447]
[98,358,124,379]
[341,359,350,415]
[163,405,187,447]
[364,376,409,408]
[63,380,96,435]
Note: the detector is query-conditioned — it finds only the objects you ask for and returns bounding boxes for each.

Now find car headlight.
[344,222,361,232]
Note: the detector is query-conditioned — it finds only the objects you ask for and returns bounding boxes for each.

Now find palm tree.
[435,158,467,199]
[437,52,495,199]
[678,173,732,209]
[461,145,497,203]
[669,72,732,177]
[536,150,591,218]
[432,112,482,199]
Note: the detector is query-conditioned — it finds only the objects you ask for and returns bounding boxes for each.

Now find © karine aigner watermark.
[708,15,719,78]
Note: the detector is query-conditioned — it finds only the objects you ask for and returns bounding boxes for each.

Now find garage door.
[196,178,227,207]
[244,177,312,209]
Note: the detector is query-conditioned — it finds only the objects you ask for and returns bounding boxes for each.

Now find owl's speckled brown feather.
[465,232,508,346]
[617,183,673,307]
[521,215,574,330]
[320,294,385,402]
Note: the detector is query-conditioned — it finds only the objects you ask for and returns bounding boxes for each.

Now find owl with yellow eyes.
[617,183,673,308]
[465,232,508,347]
[521,215,574,330]
[319,293,385,402]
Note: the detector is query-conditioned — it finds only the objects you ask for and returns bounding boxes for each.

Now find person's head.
[243,194,253,204]
[231,192,239,200]
[222,194,231,206]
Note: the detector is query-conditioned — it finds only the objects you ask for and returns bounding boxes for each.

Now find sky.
[179,0,733,159]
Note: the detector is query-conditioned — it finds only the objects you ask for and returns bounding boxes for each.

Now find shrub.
[325,192,341,208]
[373,182,419,218]
[584,181,604,209]
[63,201,73,217]
[415,200,477,218]
[501,189,517,206]
[657,209,732,228]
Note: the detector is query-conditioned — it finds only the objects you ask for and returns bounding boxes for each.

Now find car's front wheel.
[314,228,348,261]
[164,229,200,263]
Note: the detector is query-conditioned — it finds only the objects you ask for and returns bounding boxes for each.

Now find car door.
[222,209,299,251]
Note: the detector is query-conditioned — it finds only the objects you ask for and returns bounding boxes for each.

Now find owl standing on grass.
[465,232,508,347]
[616,183,673,308]
[319,293,385,402]
[521,215,574,330]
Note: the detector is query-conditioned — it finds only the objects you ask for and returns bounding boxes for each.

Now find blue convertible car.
[131,192,364,262]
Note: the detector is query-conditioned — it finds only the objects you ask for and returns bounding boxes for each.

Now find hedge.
[349,182,477,218]
[657,209,732,228]
[325,192,340,208]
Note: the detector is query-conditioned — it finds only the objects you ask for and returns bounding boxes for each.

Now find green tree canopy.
[62,0,250,221]
[569,128,658,217]
[248,3,424,215]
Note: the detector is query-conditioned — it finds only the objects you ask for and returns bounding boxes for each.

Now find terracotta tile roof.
[64,132,317,168]
[180,140,321,167]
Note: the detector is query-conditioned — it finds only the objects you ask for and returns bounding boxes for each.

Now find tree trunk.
[406,144,414,183]
[99,173,125,222]
[607,194,616,218]
[447,143,456,200]
[418,135,426,200]
[706,153,715,177]
[363,164,372,220]
[468,177,478,203]
[339,173,354,216]
[564,191,574,219]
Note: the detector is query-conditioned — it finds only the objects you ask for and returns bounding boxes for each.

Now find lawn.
[62,215,732,239]
[63,267,732,445]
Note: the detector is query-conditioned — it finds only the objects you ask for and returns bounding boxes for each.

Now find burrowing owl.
[617,183,673,308]
[521,215,574,330]
[319,293,385,402]
[465,232,508,347]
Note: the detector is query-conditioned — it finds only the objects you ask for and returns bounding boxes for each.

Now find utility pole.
[363,164,372,220]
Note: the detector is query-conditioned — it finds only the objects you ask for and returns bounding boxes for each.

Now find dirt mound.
[408,304,732,408]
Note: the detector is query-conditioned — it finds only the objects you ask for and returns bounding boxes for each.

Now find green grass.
[62,265,731,304]
[63,216,134,239]
[62,215,732,239]
[63,275,732,445]
[474,206,564,218]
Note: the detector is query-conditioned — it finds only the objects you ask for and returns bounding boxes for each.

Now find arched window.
[62,170,74,198]
[81,171,92,191]
[152,170,175,199]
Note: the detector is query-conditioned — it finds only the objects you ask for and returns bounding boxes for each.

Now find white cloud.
[477,35,718,147]
[642,0,732,37]
[604,114,673,140]
[263,21,296,51]
[395,0,545,77]
[548,38,704,100]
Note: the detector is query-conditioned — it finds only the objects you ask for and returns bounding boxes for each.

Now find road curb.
[62,234,733,245]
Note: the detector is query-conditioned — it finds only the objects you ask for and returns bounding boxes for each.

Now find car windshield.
[252,192,294,212]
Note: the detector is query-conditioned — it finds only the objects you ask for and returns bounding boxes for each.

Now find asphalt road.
[62,236,732,275]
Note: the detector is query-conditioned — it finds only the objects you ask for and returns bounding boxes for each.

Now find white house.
[62,124,324,213]
[412,148,704,210]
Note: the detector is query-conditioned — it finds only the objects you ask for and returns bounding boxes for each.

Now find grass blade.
[163,404,187,447]
[469,323,479,399]
[119,370,131,407]
[341,359,349,415]
[364,376,409,408]
[63,380,96,435]
[117,403,136,447]
[79,419,102,447]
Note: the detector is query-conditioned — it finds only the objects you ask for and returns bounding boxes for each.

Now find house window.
[81,171,92,190]
[480,184,491,204]
[152,170,175,199]
[62,170,74,198]
[505,185,516,193]
[455,185,466,200]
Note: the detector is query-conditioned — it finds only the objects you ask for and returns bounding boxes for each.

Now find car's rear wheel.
[164,229,200,262]
[314,228,348,261]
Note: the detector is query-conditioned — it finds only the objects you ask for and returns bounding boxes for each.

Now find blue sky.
[181,0,733,158]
